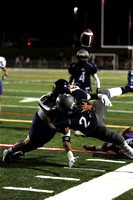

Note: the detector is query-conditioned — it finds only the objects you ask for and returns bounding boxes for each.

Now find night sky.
[1,0,133,48]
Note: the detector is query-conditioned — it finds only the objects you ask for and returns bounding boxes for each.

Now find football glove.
[2,74,8,80]
[69,156,79,168]
[98,94,112,107]
[67,151,79,167]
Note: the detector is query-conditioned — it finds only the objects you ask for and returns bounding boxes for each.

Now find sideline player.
[0,56,8,113]
[68,49,100,94]
[52,72,133,160]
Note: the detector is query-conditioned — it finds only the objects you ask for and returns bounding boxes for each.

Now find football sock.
[108,85,131,98]
[108,87,122,98]
[119,141,133,159]
[121,85,131,94]
[91,145,99,151]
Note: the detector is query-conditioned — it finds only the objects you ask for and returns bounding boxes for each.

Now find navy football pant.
[23,112,56,152]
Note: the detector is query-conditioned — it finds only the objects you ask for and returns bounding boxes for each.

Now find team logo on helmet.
[52,79,71,97]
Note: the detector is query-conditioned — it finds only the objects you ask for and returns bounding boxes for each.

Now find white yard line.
[19,97,39,103]
[3,95,133,103]
[86,158,126,163]
[2,104,133,114]
[36,175,80,181]
[4,89,48,93]
[64,167,106,172]
[111,100,133,103]
[7,68,68,72]
[1,105,38,109]
[46,163,133,200]
[2,186,53,193]
[108,110,133,114]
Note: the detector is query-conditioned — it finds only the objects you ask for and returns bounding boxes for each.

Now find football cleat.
[127,71,133,92]
[11,151,26,159]
[2,149,11,162]
[75,131,86,137]
[83,144,99,151]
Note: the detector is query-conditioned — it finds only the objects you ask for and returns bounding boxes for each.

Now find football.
[80,29,94,48]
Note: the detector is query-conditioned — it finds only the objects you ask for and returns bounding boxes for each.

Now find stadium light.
[74,7,78,15]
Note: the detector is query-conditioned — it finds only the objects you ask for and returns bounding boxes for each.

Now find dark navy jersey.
[68,60,98,90]
[53,110,97,137]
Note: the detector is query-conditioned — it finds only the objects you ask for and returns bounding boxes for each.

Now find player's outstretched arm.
[62,128,79,168]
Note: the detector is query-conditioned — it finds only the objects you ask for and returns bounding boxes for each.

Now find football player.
[0,56,8,113]
[2,79,79,167]
[2,78,112,167]
[52,71,133,160]
[68,49,100,94]
[83,126,133,154]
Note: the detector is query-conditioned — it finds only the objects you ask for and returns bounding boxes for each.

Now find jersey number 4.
[79,116,90,128]
[79,72,85,82]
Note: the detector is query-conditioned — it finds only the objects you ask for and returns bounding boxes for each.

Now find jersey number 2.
[79,116,90,128]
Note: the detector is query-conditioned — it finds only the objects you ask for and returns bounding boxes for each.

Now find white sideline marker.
[86,158,126,163]
[46,163,133,200]
[3,186,53,193]
[36,175,80,181]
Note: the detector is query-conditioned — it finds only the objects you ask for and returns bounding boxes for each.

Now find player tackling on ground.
[2,79,79,167]
[2,79,111,167]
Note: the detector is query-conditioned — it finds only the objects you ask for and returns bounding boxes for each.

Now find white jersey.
[38,85,81,121]
[0,57,6,69]
[38,92,56,121]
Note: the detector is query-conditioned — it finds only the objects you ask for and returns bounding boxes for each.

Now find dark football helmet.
[72,89,87,103]
[52,79,71,97]
[72,89,88,112]
[76,49,89,60]
[56,94,76,112]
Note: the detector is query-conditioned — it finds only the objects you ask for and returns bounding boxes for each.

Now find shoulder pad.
[71,85,79,92]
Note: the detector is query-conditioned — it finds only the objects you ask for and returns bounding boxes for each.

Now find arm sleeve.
[92,73,100,88]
